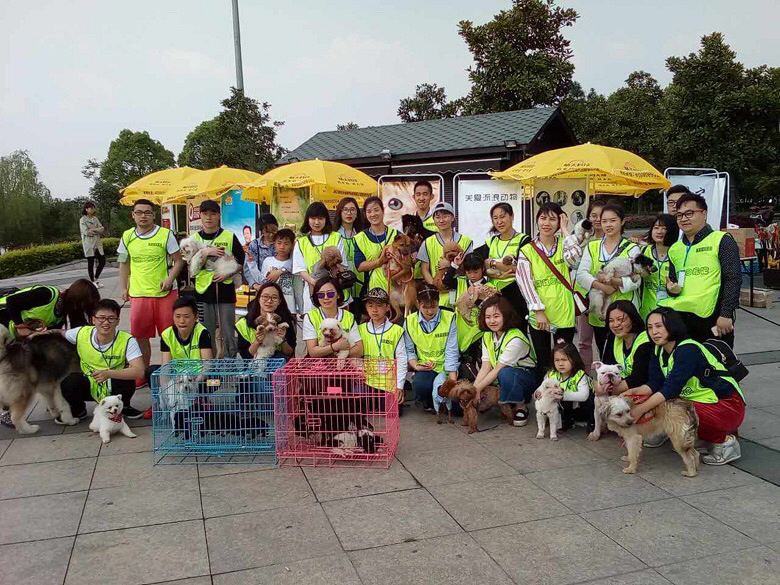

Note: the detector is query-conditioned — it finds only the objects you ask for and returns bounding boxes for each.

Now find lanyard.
[93,330,120,370]
[652,246,669,283]
[421,311,441,334]
[495,232,519,259]
[682,241,694,269]
[493,332,509,361]
[599,236,624,264]
[369,320,388,354]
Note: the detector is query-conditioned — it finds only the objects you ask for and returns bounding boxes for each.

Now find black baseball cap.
[199,200,220,213]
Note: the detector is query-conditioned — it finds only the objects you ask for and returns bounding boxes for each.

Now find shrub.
[0,238,119,279]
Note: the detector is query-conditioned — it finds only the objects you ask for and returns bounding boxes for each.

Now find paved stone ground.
[0,262,779,585]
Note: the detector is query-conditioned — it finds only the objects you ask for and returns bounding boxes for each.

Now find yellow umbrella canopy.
[491,143,670,196]
[242,159,378,207]
[160,166,264,204]
[119,166,200,205]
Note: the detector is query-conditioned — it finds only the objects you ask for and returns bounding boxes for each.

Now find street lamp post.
[231,0,244,90]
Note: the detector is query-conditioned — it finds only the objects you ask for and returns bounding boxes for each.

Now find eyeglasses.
[667,199,679,210]
[93,316,119,323]
[133,210,154,217]
[675,209,703,221]
[316,291,337,299]
[259,295,279,302]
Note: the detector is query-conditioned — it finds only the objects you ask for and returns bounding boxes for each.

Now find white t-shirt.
[117,225,181,290]
[65,327,143,362]
[292,235,346,312]
[260,255,295,310]
[481,332,535,369]
[302,309,361,346]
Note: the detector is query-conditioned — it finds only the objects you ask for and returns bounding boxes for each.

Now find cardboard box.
[740,287,775,308]
[725,228,756,258]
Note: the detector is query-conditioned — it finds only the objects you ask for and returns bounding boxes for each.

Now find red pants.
[693,391,745,444]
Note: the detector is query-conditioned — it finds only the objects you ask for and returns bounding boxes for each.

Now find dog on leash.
[438,379,511,434]
[589,255,657,320]
[89,395,137,444]
[0,326,80,434]
[588,362,623,441]
[534,378,564,441]
[179,237,241,282]
[383,233,416,322]
[599,395,699,476]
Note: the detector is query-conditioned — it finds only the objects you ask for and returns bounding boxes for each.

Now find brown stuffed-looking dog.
[438,379,512,434]
[432,242,464,292]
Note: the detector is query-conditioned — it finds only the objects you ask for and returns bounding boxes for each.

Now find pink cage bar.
[273,358,399,468]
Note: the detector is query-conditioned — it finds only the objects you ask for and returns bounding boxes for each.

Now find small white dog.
[588,255,656,320]
[534,378,564,441]
[318,318,350,359]
[89,396,137,444]
[179,236,241,282]
[588,361,623,441]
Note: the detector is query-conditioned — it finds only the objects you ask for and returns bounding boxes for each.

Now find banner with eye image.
[379,177,442,231]
[533,178,589,232]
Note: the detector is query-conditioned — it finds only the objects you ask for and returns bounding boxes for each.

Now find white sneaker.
[94,281,104,289]
[643,433,669,448]
[702,435,741,466]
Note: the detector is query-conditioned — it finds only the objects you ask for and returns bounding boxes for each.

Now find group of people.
[0,181,746,465]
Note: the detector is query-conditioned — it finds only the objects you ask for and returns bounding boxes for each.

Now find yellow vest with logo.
[423,214,438,233]
[404,310,454,373]
[76,326,131,401]
[0,285,60,337]
[487,233,527,290]
[639,245,671,320]
[122,226,173,298]
[354,228,398,292]
[454,277,488,351]
[546,369,590,394]
[235,316,255,343]
[613,331,650,378]
[587,238,639,327]
[161,323,207,360]
[522,238,576,330]
[484,328,535,369]
[658,339,744,404]
[192,230,235,294]
[306,308,355,345]
[659,231,725,318]
[359,321,403,393]
[340,229,364,299]
[298,232,352,304]
[424,233,473,307]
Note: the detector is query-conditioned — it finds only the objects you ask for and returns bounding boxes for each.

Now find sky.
[2,0,779,199]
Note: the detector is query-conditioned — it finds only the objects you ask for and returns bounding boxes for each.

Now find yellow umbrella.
[491,143,670,196]
[119,166,200,205]
[242,159,378,207]
[160,166,264,204]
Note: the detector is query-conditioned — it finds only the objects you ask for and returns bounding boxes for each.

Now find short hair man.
[413,180,438,233]
[665,185,691,215]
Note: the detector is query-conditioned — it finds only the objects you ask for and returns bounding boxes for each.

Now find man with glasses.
[665,185,690,215]
[660,192,741,347]
[118,199,183,396]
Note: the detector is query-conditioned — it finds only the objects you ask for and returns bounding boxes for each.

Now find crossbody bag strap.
[530,241,574,292]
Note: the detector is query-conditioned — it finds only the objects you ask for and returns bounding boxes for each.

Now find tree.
[397,83,463,122]
[0,151,48,246]
[178,87,286,172]
[336,122,360,131]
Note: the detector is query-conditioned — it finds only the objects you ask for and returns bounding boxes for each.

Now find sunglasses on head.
[316,291,337,299]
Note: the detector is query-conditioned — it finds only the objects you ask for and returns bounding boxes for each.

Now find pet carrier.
[273,358,400,468]
[151,358,284,464]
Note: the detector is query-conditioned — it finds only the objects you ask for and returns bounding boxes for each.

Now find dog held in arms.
[589,254,656,320]
[438,379,512,434]
[90,395,137,444]
[252,312,289,359]
[179,236,241,282]
[0,325,80,434]
[319,318,350,366]
[433,242,464,291]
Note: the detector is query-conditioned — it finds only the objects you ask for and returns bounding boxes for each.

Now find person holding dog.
[403,284,459,411]
[302,276,362,358]
[354,196,398,295]
[624,307,745,465]
[639,213,679,320]
[334,197,365,317]
[236,282,296,360]
[245,213,278,289]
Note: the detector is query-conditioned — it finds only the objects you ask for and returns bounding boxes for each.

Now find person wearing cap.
[189,200,245,357]
[118,198,183,395]
[418,201,473,308]
[359,288,408,407]
[403,284,459,411]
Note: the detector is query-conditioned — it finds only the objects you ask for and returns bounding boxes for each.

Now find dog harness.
[622,393,655,424]
[121,226,173,297]
[191,229,236,294]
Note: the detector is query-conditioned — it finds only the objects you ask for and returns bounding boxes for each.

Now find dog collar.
[623,393,655,424]
[108,413,123,423]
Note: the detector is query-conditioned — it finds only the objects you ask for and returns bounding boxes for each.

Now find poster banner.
[271,186,310,232]
[379,177,442,231]
[221,188,257,254]
[664,175,726,228]
[455,180,528,246]
[533,178,589,231]
[186,196,205,234]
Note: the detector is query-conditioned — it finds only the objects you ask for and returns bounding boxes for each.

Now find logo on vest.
[686,266,711,276]
[695,246,713,253]
[680,385,693,397]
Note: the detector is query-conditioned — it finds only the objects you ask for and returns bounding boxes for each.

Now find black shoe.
[513,409,529,427]
[398,403,405,418]
[122,406,144,419]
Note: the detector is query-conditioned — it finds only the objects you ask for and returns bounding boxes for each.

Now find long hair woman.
[80,202,106,287]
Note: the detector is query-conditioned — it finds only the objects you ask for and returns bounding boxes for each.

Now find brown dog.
[485,255,517,280]
[432,242,464,292]
[438,379,512,434]
[384,234,415,322]
[454,283,499,325]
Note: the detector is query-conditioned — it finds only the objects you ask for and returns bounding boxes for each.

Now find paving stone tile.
[657,546,780,585]
[395,417,474,457]
[526,461,669,512]
[0,536,74,585]
[303,460,419,502]
[66,520,209,585]
[91,451,196,489]
[80,479,202,533]
[148,579,212,585]
[97,425,153,455]
[0,422,64,440]
[198,459,278,477]
[740,407,780,441]
[322,488,461,550]
[683,482,780,544]
[0,433,99,466]
[213,553,361,585]
[206,503,341,574]
[0,457,95,500]
[757,436,780,451]
[464,414,540,444]
[0,491,86,544]
[349,533,514,585]
[583,498,758,567]
[397,443,516,487]
[482,434,606,473]
[736,364,780,408]
[429,474,570,531]
[580,433,674,461]
[760,405,780,417]
[0,439,10,458]
[200,468,314,517]
[580,570,672,584]
[471,515,644,585]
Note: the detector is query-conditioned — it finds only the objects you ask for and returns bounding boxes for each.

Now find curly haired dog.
[432,242,464,292]
[599,395,699,476]
[252,312,289,359]
[454,283,498,325]
[589,255,657,320]
[485,255,517,280]
[311,247,347,281]
[179,237,241,283]
[438,379,512,434]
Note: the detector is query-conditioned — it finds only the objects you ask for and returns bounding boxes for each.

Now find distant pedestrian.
[80,202,106,288]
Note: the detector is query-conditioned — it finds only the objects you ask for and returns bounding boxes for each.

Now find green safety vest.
[340,229,364,299]
[76,326,131,401]
[122,226,173,298]
[192,230,235,294]
[160,323,207,360]
[454,277,488,352]
[422,214,438,233]
[546,369,590,394]
[659,231,726,318]
[658,339,744,404]
[586,238,639,327]
[0,285,60,337]
[306,308,355,344]
[487,233,527,290]
[235,317,255,343]
[353,228,398,292]
[423,233,473,307]
[298,232,351,304]
[639,245,671,321]
[483,328,535,369]
[613,331,650,378]
[359,321,404,393]
[404,310,454,373]
[522,238,575,330]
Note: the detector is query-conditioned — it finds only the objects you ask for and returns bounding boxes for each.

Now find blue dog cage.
[151,358,284,465]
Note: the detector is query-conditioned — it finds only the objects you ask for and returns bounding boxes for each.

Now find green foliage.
[397,84,463,123]
[0,238,119,279]
[336,122,360,131]
[0,151,49,247]
[178,88,286,172]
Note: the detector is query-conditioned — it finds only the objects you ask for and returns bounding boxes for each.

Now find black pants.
[561,391,595,429]
[679,311,734,348]
[593,326,610,361]
[458,339,483,382]
[529,326,576,386]
[145,365,160,385]
[87,251,106,282]
[61,372,135,414]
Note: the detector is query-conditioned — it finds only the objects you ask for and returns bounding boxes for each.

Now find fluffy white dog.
[318,317,350,367]
[534,378,564,441]
[89,396,137,444]
[588,361,623,441]
[179,236,240,282]
[588,255,656,320]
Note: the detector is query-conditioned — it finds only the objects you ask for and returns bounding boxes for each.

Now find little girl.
[543,342,594,431]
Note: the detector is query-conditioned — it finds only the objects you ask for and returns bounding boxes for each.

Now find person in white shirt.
[302,277,362,357]
[258,228,296,313]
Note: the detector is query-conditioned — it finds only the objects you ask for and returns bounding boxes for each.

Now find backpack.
[700,338,749,383]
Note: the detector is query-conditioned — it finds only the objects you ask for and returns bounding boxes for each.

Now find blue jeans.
[412,370,446,409]
[497,367,535,405]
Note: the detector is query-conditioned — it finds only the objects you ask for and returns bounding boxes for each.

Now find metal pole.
[231,0,244,90]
